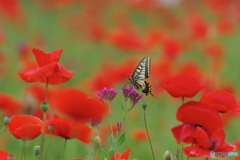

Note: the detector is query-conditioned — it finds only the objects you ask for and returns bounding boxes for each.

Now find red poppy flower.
[49,88,109,122]
[200,90,239,113]
[187,14,209,40]
[0,94,22,116]
[0,150,9,160]
[43,115,92,143]
[132,129,150,141]
[171,101,223,144]
[90,60,135,91]
[109,148,132,160]
[163,75,204,98]
[107,29,145,52]
[162,38,183,60]
[0,0,23,18]
[19,48,74,85]
[7,115,43,140]
[183,128,236,157]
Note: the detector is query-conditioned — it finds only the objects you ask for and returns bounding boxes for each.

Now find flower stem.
[44,133,53,160]
[21,140,26,160]
[40,79,49,160]
[39,112,46,160]
[0,126,5,134]
[143,108,155,160]
[61,139,68,160]
[181,97,185,160]
[109,112,113,135]
[122,111,127,126]
[93,148,98,160]
[45,78,49,102]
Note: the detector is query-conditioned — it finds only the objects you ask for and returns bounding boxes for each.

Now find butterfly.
[128,57,154,96]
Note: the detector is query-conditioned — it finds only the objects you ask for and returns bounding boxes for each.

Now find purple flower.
[122,86,143,109]
[96,87,118,102]
[89,116,102,127]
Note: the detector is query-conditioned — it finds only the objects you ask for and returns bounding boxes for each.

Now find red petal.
[200,90,238,113]
[183,145,211,157]
[177,101,223,135]
[121,148,132,159]
[32,48,63,66]
[19,62,74,85]
[194,127,212,149]
[215,142,236,153]
[49,88,109,121]
[7,115,43,140]
[171,124,195,144]
[0,150,8,160]
[163,75,203,98]
[210,128,225,149]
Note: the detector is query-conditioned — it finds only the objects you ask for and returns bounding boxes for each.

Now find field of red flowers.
[1,0,240,160]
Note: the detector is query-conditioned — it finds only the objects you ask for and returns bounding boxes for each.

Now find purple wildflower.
[117,122,122,133]
[96,87,118,102]
[89,116,102,127]
[122,86,143,109]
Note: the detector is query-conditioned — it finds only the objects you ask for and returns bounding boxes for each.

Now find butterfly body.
[129,57,154,96]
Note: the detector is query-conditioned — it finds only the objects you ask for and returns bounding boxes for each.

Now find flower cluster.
[96,87,118,102]
[122,86,143,109]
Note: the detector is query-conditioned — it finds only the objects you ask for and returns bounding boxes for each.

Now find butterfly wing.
[131,57,151,80]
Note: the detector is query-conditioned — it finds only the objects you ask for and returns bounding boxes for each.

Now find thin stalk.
[181,142,184,160]
[21,140,26,160]
[34,155,38,160]
[122,111,127,126]
[93,148,98,160]
[45,78,49,102]
[61,139,68,160]
[109,113,113,135]
[181,97,185,160]
[0,126,5,134]
[39,113,46,160]
[44,133,53,160]
[187,156,189,160]
[143,109,155,160]
[40,79,48,160]
[205,158,208,160]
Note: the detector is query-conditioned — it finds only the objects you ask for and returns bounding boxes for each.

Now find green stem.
[181,142,184,160]
[122,111,127,126]
[34,155,38,160]
[45,78,49,102]
[143,109,155,160]
[21,140,26,160]
[39,112,46,160]
[0,126,5,134]
[44,133,53,160]
[61,139,68,160]
[93,148,98,160]
[109,113,113,135]
[40,79,48,160]
[181,97,185,160]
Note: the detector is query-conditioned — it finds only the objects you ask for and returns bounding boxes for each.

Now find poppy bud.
[4,116,11,125]
[34,146,41,156]
[41,102,49,112]
[7,154,16,160]
[141,101,148,110]
[163,150,173,160]
[93,136,101,150]
[48,124,54,132]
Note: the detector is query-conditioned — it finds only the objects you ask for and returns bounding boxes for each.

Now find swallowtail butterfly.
[128,57,154,96]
